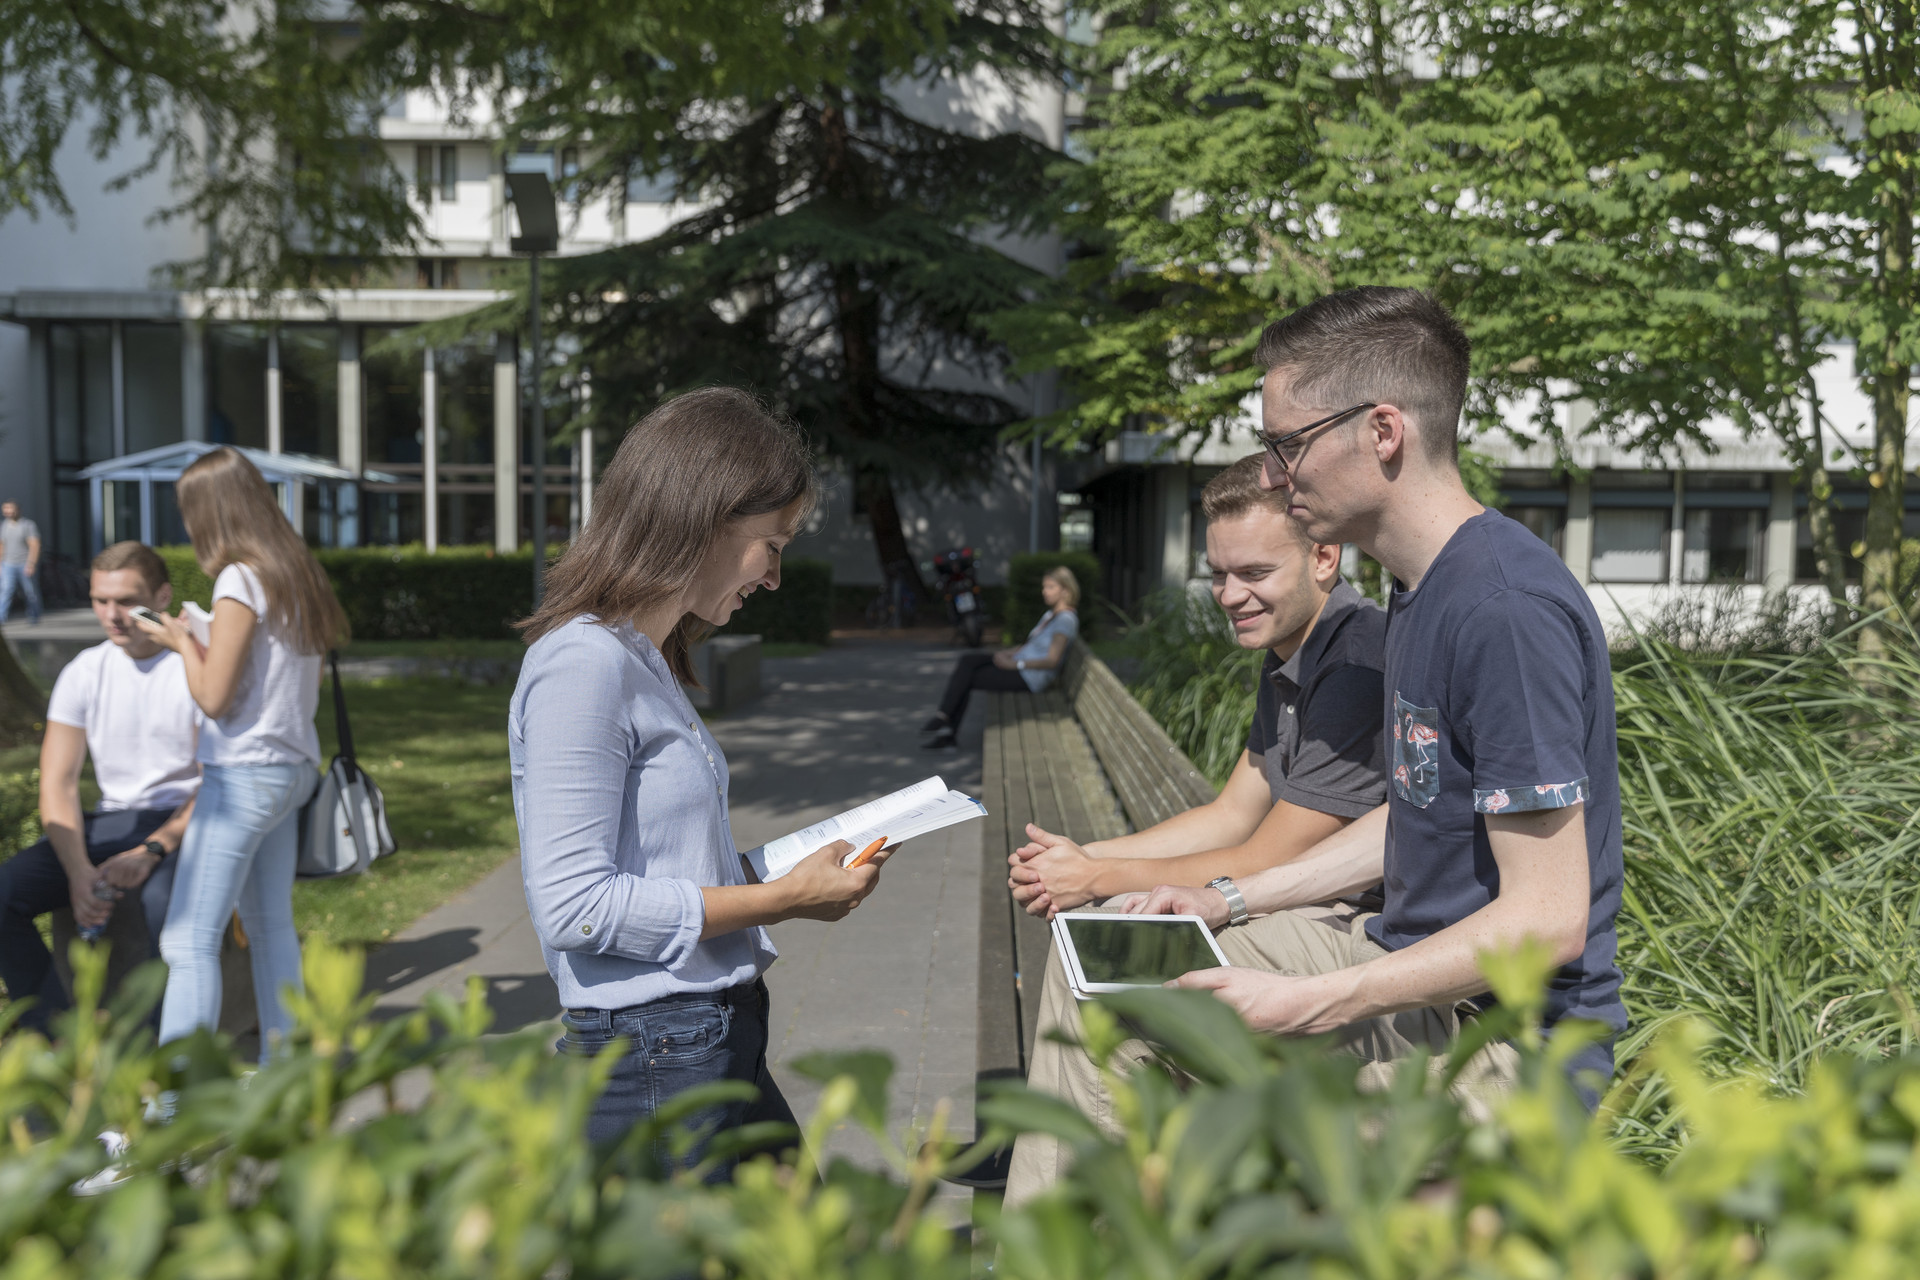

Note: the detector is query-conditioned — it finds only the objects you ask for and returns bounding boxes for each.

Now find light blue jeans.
[158,761,317,1058]
[0,563,40,623]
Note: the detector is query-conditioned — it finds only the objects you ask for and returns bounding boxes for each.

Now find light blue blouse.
[509,616,774,1010]
[1015,608,1080,692]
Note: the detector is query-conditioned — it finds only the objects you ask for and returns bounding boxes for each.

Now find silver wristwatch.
[1206,876,1249,927]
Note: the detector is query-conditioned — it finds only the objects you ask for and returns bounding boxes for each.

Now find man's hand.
[1172,967,1355,1037]
[1124,883,1232,930]
[96,846,163,891]
[992,650,1019,670]
[1007,854,1054,917]
[1009,823,1102,917]
[69,873,116,929]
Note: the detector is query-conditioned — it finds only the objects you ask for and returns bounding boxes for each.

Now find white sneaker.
[69,1129,131,1196]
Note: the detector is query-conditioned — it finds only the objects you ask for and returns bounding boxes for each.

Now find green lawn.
[340,638,526,661]
[299,678,517,947]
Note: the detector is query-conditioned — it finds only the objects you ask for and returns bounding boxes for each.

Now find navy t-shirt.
[1365,510,1626,1076]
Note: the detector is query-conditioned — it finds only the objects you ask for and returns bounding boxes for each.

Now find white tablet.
[1051,912,1229,995]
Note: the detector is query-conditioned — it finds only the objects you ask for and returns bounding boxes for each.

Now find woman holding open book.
[511,387,885,1171]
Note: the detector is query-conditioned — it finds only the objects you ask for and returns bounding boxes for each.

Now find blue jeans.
[0,564,39,623]
[158,762,317,1059]
[558,979,797,1177]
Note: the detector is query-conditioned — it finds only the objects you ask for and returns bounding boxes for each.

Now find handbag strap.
[327,650,357,764]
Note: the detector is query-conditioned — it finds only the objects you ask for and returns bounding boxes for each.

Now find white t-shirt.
[46,641,203,812]
[197,563,323,768]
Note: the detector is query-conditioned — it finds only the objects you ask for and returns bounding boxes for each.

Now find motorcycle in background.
[928,546,985,647]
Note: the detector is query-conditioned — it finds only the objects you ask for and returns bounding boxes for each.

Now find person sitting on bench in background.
[920,566,1080,750]
[0,541,201,1035]
[1008,454,1388,923]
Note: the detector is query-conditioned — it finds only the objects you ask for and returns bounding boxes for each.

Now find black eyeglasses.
[1258,402,1377,477]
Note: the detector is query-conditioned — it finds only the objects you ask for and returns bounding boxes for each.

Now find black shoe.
[920,716,949,733]
[921,730,957,750]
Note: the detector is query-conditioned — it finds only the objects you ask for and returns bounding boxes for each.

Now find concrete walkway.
[366,638,988,1214]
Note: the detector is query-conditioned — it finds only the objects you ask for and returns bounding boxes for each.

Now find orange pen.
[844,836,889,870]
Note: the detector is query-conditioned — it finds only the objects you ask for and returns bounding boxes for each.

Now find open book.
[743,776,987,882]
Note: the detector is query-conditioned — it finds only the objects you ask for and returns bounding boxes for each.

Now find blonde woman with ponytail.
[135,447,347,1059]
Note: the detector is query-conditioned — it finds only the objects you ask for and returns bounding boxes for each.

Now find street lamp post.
[506,166,559,606]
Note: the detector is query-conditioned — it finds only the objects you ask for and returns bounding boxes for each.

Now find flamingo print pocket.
[1392,693,1441,809]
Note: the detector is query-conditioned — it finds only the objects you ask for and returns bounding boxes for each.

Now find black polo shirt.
[1244,578,1390,818]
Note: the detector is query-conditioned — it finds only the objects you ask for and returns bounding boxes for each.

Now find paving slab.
[363,636,991,1217]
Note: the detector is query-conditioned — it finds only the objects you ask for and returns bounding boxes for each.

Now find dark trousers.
[558,978,797,1179]
[0,808,175,1034]
[938,651,1030,725]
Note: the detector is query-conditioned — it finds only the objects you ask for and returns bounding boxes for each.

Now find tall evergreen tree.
[420,1,1064,591]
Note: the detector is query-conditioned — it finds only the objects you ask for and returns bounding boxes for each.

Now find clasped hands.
[69,844,164,930]
[1008,821,1350,1037]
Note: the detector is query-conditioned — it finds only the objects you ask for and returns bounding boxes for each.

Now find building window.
[363,327,423,465]
[50,322,113,464]
[1592,507,1670,583]
[1508,505,1567,557]
[1797,505,1866,582]
[1059,492,1093,553]
[280,326,340,458]
[1681,508,1763,582]
[415,145,434,201]
[439,145,457,201]
[123,324,183,454]
[206,324,270,448]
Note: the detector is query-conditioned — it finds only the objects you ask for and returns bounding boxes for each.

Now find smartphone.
[129,606,165,628]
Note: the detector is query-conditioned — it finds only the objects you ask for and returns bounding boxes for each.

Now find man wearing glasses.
[1005,287,1623,1205]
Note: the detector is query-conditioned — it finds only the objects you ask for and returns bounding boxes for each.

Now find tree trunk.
[821,90,929,602]
[0,638,47,750]
[1858,7,1917,669]
[855,467,923,597]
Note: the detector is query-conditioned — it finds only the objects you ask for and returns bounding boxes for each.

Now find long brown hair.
[520,387,816,682]
[174,447,349,655]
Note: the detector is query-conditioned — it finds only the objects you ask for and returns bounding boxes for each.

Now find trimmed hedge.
[156,545,536,642]
[717,557,832,645]
[1005,550,1104,641]
[155,545,830,644]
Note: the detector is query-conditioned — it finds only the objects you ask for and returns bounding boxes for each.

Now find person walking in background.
[513,387,888,1173]
[920,565,1080,750]
[0,542,200,1035]
[0,501,43,625]
[134,447,346,1061]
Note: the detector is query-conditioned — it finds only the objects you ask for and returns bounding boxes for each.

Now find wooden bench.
[975,638,1216,1094]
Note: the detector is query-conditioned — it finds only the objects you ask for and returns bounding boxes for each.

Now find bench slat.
[976,695,1024,1084]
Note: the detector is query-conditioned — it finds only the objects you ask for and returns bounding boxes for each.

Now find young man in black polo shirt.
[1006,454,1388,919]
[1004,288,1624,1207]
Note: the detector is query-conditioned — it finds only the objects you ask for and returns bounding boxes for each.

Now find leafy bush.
[1605,619,1920,1158]
[1006,550,1105,641]
[158,545,536,641]
[1129,591,1920,1160]
[717,557,832,644]
[0,768,39,857]
[0,942,977,1280]
[17,940,1920,1276]
[1124,586,1262,786]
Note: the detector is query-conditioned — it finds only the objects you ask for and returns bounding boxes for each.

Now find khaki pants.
[1003,906,1518,1208]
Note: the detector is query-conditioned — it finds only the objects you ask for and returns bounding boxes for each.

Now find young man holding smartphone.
[0,541,201,1034]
